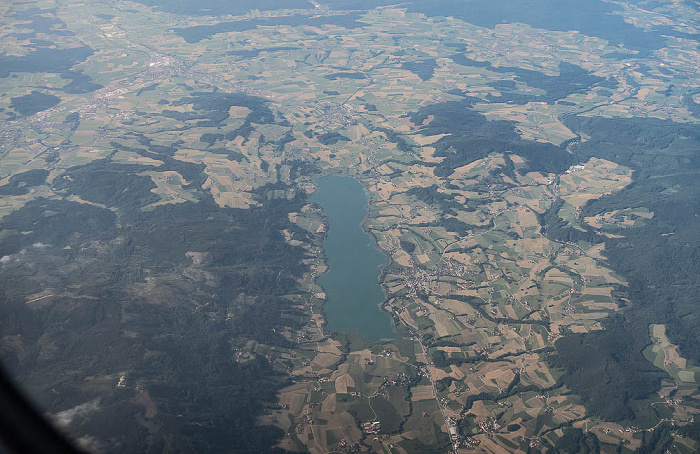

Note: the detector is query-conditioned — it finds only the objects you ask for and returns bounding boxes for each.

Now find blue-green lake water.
[311,175,398,342]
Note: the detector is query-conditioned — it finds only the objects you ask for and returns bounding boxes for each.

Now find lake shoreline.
[311,174,398,342]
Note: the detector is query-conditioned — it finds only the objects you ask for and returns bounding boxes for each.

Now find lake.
[311,175,398,342]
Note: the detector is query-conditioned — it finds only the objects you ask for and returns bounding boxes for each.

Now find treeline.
[401,58,437,81]
[568,115,700,363]
[543,115,700,422]
[165,91,276,128]
[431,349,488,368]
[552,315,663,421]
[406,185,461,214]
[549,428,600,454]
[537,198,601,244]
[410,99,573,177]
[447,59,609,104]
[408,99,700,423]
[0,169,49,196]
[0,149,312,451]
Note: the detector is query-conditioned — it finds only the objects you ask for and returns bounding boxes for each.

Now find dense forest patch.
[0,151,311,451]
[410,99,573,177]
[547,116,700,422]
[10,91,61,116]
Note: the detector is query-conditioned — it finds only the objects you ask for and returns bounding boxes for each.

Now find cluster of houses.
[361,420,381,434]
